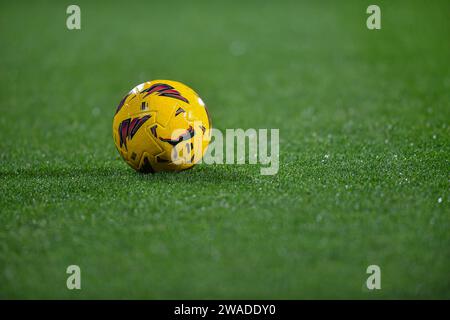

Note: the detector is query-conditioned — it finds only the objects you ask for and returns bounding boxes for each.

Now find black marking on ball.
[159,126,195,146]
[175,107,185,116]
[139,157,155,174]
[150,125,158,138]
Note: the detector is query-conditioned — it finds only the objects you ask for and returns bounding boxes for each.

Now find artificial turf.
[0,0,449,299]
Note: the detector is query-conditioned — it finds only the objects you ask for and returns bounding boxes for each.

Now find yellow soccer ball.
[113,80,211,173]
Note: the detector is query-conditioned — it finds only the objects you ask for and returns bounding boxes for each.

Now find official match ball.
[113,80,212,173]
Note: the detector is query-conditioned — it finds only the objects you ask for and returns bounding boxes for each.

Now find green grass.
[0,0,449,299]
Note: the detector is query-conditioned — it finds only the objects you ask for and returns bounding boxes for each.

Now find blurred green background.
[0,0,449,298]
